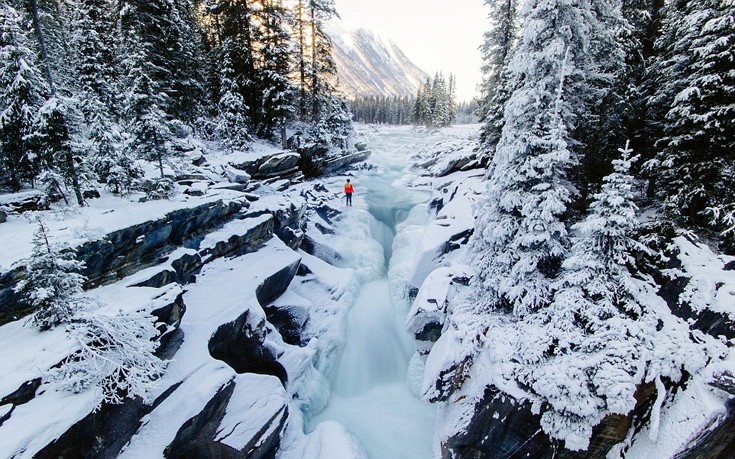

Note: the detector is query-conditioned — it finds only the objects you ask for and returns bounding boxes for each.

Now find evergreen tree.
[14,218,86,330]
[215,38,250,151]
[73,0,117,106]
[72,0,138,194]
[415,78,432,125]
[527,142,646,444]
[649,0,735,232]
[0,4,47,190]
[293,0,309,120]
[478,0,517,155]
[257,0,296,144]
[166,0,206,123]
[471,0,624,316]
[29,96,87,206]
[118,6,177,179]
[515,142,705,449]
[307,0,339,122]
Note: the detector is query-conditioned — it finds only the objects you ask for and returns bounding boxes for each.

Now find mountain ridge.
[328,25,428,99]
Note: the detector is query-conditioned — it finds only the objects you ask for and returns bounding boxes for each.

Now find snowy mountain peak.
[328,25,429,99]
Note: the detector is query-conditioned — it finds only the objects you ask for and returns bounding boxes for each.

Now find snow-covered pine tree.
[215,38,250,152]
[0,4,48,191]
[118,20,175,179]
[28,96,87,206]
[214,0,261,126]
[519,142,709,449]
[307,0,338,122]
[73,0,117,106]
[472,0,623,316]
[257,0,296,144]
[650,0,735,234]
[293,0,310,120]
[478,0,517,155]
[447,73,457,123]
[14,218,86,330]
[71,0,139,194]
[525,142,645,446]
[415,77,432,126]
[431,72,449,127]
[54,309,166,408]
[166,0,206,123]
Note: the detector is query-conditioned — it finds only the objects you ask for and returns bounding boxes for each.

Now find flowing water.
[308,129,437,458]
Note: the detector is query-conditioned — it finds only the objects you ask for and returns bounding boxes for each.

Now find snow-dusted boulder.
[198,215,274,263]
[209,309,288,383]
[265,290,311,346]
[408,188,474,289]
[406,266,471,356]
[0,190,47,213]
[258,152,301,178]
[249,196,307,250]
[224,165,251,184]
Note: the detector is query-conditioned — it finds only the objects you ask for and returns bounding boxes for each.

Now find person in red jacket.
[344,179,354,206]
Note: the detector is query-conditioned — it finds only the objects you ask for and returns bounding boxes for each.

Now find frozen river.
[307,127,439,459]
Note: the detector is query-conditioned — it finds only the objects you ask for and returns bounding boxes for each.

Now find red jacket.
[344,183,354,193]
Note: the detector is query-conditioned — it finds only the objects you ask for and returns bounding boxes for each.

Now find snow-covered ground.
[6,122,728,458]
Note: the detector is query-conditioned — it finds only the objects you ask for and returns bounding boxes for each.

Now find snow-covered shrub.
[53,310,166,407]
[144,177,176,200]
[37,169,68,205]
[14,218,86,330]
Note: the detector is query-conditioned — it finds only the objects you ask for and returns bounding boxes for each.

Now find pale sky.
[332,0,489,102]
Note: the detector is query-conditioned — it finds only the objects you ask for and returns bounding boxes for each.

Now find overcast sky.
[331,0,489,102]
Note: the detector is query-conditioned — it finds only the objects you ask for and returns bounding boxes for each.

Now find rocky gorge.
[0,125,734,459]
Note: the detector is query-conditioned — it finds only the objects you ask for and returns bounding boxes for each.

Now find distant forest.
[349,72,480,126]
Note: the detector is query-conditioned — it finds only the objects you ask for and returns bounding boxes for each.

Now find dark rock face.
[659,276,735,340]
[0,266,31,325]
[231,151,302,181]
[443,228,473,254]
[151,291,187,348]
[0,209,7,223]
[79,199,249,288]
[83,189,101,200]
[265,303,308,346]
[300,234,342,265]
[199,217,274,263]
[414,322,443,345]
[34,395,152,459]
[0,198,248,325]
[208,311,288,384]
[0,378,42,427]
[255,257,302,306]
[677,375,735,459]
[677,402,735,459]
[166,380,288,459]
[298,145,370,177]
[444,384,657,459]
[0,190,47,213]
[165,382,240,459]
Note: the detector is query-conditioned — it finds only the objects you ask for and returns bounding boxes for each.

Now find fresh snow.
[3,123,734,459]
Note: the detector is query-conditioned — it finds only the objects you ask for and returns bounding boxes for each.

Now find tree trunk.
[310,6,319,121]
[67,152,85,206]
[28,0,54,94]
[280,122,287,149]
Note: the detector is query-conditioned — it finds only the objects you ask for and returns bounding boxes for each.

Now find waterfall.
[307,145,436,459]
